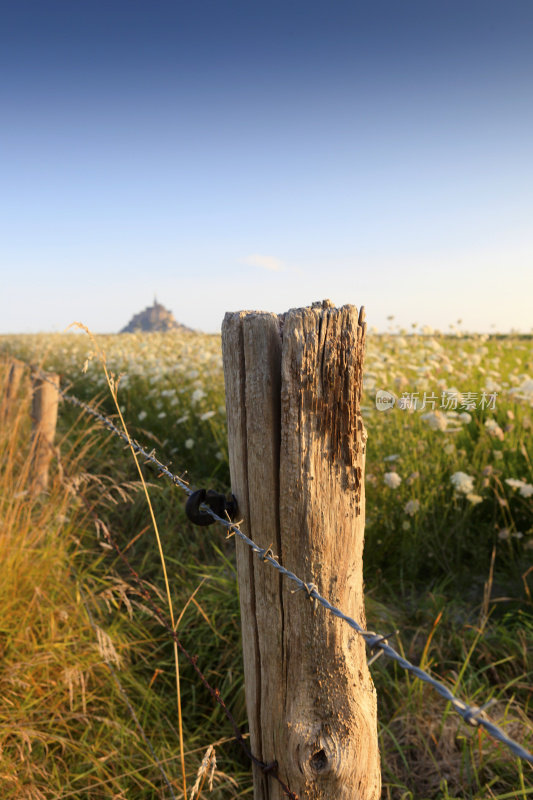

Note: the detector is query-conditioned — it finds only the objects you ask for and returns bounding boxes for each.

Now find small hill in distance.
[120,298,194,334]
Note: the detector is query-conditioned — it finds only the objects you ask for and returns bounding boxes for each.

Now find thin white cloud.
[243,253,285,272]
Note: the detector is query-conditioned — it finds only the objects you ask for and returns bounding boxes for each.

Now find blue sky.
[1,0,532,334]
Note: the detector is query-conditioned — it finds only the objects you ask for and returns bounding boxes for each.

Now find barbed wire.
[29,366,533,765]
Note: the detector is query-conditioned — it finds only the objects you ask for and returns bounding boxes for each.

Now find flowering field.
[1,326,532,797]
[2,327,532,574]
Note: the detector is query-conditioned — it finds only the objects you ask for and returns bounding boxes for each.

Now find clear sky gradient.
[1,1,532,334]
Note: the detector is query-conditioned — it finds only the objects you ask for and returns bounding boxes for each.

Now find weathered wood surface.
[222,300,380,800]
[30,372,60,495]
[2,358,26,424]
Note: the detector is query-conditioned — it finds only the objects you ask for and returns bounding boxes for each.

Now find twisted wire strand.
[34,369,533,765]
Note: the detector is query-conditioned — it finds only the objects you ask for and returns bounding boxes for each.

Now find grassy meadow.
[0,323,532,799]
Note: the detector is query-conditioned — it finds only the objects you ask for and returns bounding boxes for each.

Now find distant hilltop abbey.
[120,297,194,334]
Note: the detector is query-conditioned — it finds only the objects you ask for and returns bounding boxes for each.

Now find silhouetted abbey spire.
[120,299,193,333]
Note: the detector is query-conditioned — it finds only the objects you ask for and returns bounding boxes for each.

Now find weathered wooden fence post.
[2,358,26,423]
[30,371,60,495]
[222,300,380,799]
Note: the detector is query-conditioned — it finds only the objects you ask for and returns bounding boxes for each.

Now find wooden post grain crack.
[222,300,380,799]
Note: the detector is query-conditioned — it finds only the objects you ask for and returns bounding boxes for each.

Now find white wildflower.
[384,472,402,489]
[509,377,533,403]
[185,438,194,449]
[466,493,483,505]
[505,478,524,489]
[485,419,504,441]
[138,410,147,421]
[191,388,206,404]
[451,471,475,495]
[404,499,420,516]
[158,411,166,419]
[484,377,501,392]
[421,410,448,431]
[504,477,533,497]
[200,410,216,421]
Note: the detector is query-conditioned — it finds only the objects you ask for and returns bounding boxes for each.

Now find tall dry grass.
[0,361,243,798]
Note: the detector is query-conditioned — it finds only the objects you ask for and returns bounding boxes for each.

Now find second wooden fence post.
[2,358,26,424]
[30,371,60,495]
[222,300,380,800]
